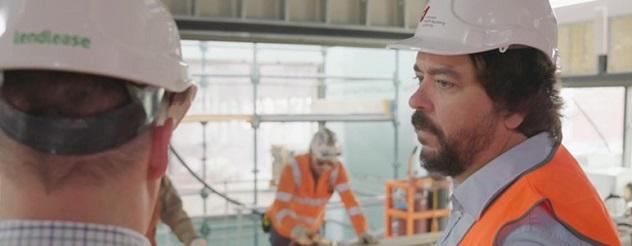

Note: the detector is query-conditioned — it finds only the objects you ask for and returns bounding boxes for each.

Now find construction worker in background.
[265,128,378,245]
[0,0,196,245]
[146,176,207,246]
[389,0,619,245]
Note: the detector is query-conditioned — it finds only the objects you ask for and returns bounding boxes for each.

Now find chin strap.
[0,97,150,155]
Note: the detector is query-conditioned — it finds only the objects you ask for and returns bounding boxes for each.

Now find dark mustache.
[411,110,441,136]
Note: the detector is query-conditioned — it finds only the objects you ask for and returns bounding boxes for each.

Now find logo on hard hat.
[13,30,91,49]
[419,4,430,22]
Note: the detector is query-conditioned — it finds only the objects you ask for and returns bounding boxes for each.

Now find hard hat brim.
[0,58,191,93]
[315,156,339,162]
[387,35,491,56]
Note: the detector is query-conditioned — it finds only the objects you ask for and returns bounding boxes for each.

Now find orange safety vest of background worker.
[460,146,620,246]
[265,128,377,245]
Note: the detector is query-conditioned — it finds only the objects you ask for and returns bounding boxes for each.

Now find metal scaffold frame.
[180,42,403,245]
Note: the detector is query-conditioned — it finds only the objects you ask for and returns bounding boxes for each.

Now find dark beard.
[411,110,496,177]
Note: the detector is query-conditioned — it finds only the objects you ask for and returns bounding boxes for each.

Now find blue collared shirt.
[436,132,594,245]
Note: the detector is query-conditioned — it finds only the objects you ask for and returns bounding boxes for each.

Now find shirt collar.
[0,220,150,246]
[452,132,556,220]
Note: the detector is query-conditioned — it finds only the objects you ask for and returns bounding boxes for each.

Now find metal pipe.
[318,47,328,128]
[200,43,208,111]
[251,43,260,206]
[624,87,632,167]
[190,73,394,82]
[259,114,393,122]
[251,43,260,246]
[169,146,245,206]
[393,50,401,179]
[202,122,208,215]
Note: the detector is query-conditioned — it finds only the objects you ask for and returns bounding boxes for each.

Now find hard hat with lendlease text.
[0,0,190,92]
[0,0,192,155]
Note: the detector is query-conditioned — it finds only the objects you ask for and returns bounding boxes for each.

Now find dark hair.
[469,48,563,145]
[2,70,130,117]
[0,70,145,191]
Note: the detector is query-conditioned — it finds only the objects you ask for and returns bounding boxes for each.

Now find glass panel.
[257,122,318,183]
[169,41,423,244]
[257,43,324,66]
[561,87,625,168]
[256,86,315,114]
[190,81,254,115]
[326,47,396,78]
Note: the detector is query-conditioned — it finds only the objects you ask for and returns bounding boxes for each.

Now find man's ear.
[147,84,197,180]
[504,111,525,130]
[148,119,173,180]
[157,85,198,130]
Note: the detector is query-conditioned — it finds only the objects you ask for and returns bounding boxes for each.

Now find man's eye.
[436,80,454,89]
[413,75,424,84]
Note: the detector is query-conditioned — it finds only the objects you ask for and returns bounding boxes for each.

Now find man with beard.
[389,0,620,245]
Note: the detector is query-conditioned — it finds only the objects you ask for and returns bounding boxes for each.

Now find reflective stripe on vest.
[335,182,351,193]
[294,196,329,207]
[289,157,301,186]
[275,209,318,226]
[346,206,363,217]
[330,165,339,188]
[278,187,329,206]
[275,209,293,222]
[459,146,620,246]
[275,192,292,202]
[297,215,317,225]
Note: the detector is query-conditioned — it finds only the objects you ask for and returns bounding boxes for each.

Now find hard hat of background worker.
[0,0,194,155]
[388,0,558,63]
[309,128,342,161]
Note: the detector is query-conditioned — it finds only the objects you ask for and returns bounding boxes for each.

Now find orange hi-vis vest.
[266,154,368,238]
[460,146,620,246]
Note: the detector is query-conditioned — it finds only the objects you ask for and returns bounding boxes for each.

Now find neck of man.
[453,131,528,184]
[0,171,158,234]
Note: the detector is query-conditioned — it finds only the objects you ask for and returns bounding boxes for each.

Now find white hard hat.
[0,0,191,155]
[0,0,190,92]
[388,0,558,62]
[310,128,342,161]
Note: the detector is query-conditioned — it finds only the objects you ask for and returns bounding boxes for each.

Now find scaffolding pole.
[318,47,328,129]
[251,43,260,246]
[393,50,401,179]
[202,122,208,214]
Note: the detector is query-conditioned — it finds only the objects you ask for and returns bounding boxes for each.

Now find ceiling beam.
[175,16,414,47]
[562,72,632,87]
